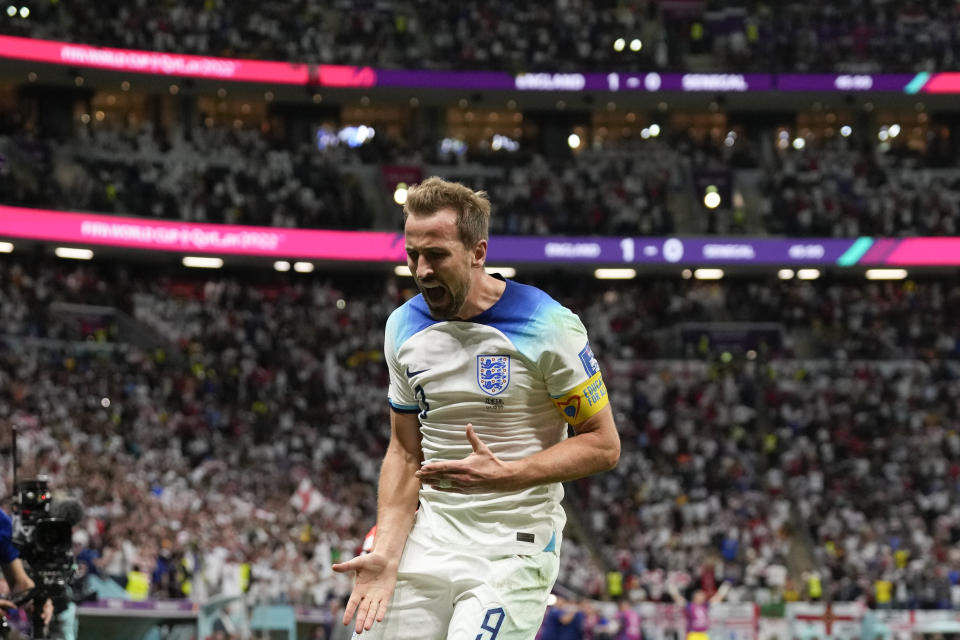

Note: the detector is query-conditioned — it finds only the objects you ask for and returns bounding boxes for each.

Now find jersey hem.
[388,399,420,414]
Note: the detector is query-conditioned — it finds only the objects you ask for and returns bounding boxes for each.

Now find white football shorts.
[351,531,560,640]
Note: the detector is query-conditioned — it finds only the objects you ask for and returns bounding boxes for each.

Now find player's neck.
[454,271,507,320]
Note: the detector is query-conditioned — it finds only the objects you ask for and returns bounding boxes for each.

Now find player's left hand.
[415,424,516,492]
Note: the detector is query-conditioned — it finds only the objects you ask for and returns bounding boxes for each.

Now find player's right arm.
[332,409,422,635]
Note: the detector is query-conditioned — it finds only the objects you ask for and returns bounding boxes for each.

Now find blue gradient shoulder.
[385,293,439,351]
[472,280,575,358]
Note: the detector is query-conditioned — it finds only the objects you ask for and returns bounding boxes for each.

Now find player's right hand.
[332,552,398,635]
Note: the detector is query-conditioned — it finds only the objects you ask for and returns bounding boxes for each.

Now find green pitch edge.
[837,237,874,266]
[904,72,930,94]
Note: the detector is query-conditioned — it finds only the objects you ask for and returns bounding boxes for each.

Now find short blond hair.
[403,177,491,248]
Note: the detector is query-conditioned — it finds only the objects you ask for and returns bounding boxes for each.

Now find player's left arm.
[416,406,618,493]
[505,404,619,488]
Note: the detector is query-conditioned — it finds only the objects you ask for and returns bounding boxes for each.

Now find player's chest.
[399,327,542,406]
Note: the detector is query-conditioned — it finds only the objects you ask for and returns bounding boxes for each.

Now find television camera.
[2,429,82,640]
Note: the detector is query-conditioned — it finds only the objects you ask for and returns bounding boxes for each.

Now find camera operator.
[0,508,53,632]
[1,507,33,606]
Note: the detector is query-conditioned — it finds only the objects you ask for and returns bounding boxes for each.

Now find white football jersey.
[385,278,609,556]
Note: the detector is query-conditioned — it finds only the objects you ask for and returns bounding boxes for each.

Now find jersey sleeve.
[538,306,609,426]
[0,510,18,563]
[384,309,420,414]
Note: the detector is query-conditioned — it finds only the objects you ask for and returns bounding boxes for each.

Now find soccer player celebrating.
[333,177,620,639]
[668,581,731,640]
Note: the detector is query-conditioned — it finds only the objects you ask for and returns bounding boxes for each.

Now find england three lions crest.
[477,355,510,396]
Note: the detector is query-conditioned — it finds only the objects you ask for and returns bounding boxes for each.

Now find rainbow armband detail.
[551,372,609,425]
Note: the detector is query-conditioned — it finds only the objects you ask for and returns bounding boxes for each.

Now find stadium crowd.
[5,111,960,237]
[0,117,681,235]
[2,4,960,640]
[2,258,959,614]
[2,1,960,74]
[0,119,372,230]
[769,358,960,609]
[760,147,960,237]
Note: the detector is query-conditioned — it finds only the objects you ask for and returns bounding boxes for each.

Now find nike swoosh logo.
[406,367,429,378]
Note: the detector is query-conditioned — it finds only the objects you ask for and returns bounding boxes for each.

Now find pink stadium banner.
[3,205,960,266]
[0,35,950,94]
[0,205,407,261]
[880,237,960,265]
[922,72,960,94]
[0,35,310,84]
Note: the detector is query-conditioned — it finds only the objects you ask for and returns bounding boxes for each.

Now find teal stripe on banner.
[837,237,874,266]
[905,72,930,94]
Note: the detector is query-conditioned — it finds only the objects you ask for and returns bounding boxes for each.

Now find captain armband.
[551,372,609,426]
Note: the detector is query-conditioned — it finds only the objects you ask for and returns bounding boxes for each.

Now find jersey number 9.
[415,384,429,420]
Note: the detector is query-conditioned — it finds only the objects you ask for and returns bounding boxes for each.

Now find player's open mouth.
[423,285,447,303]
